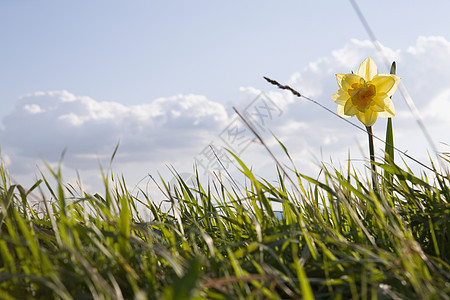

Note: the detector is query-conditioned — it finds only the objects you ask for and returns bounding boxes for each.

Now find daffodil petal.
[385,74,401,97]
[336,74,345,88]
[331,89,349,105]
[340,73,362,91]
[370,103,385,112]
[371,93,389,111]
[344,100,359,116]
[356,57,378,81]
[357,109,378,127]
[378,111,394,118]
[378,98,395,117]
[370,75,396,95]
[337,105,351,118]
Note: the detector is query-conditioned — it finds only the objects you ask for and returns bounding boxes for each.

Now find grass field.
[0,141,448,299]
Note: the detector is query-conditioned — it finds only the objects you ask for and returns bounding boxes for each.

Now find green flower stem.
[366,126,377,191]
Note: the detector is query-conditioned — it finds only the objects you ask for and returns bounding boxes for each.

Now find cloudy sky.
[1,1,450,198]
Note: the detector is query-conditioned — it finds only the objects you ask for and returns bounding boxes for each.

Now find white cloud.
[23,104,44,114]
[422,88,450,125]
[0,91,229,175]
[2,36,450,192]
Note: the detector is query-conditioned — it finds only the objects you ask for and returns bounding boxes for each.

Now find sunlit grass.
[0,145,449,299]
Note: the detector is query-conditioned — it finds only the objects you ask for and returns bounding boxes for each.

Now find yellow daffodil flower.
[332,57,401,127]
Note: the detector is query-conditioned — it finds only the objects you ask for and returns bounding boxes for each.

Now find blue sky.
[1,1,450,195]
[2,1,449,111]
